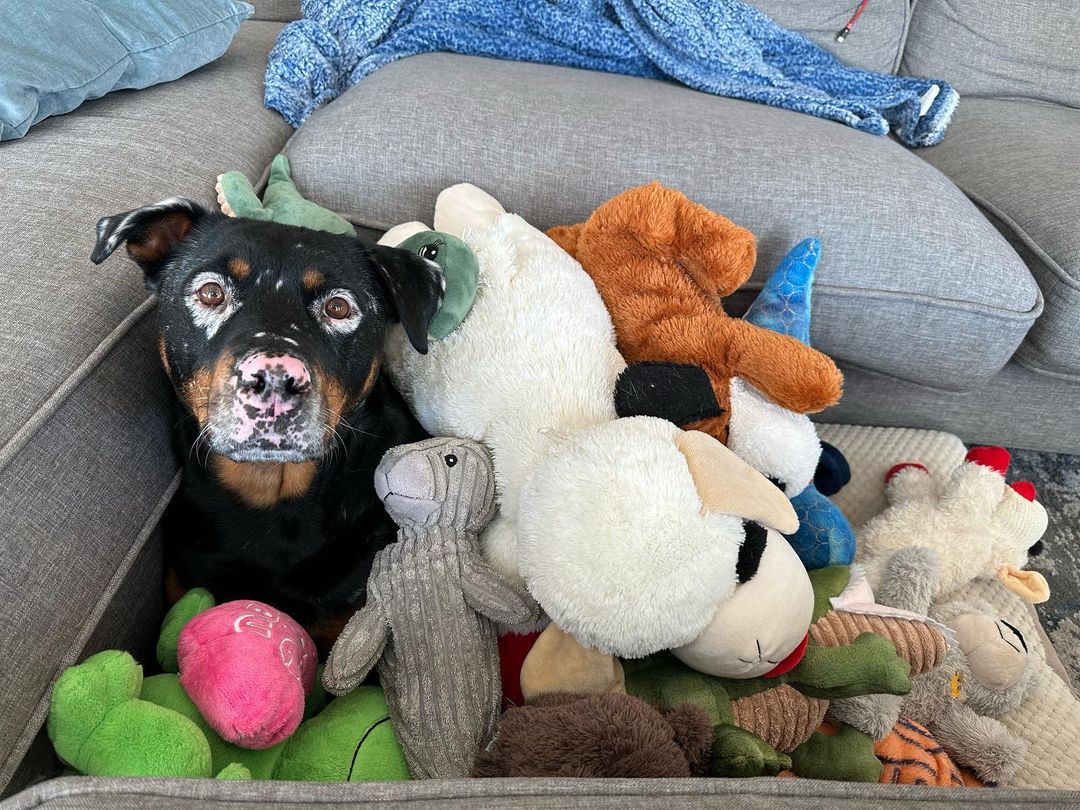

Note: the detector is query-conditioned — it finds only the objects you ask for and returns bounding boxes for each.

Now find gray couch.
[0,0,1076,806]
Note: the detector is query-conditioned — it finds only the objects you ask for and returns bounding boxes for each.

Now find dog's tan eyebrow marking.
[302,268,325,291]
[228,257,251,280]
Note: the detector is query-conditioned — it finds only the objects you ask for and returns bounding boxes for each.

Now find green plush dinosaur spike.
[216,154,357,236]
[394,230,479,340]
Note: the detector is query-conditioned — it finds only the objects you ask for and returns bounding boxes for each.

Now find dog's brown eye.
[324,296,351,319]
[198,282,225,306]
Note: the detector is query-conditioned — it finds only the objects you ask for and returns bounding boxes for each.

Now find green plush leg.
[217,171,273,220]
[808,566,852,621]
[141,674,284,779]
[274,687,410,781]
[709,724,791,778]
[259,154,356,235]
[216,762,253,780]
[791,725,883,782]
[48,651,212,778]
[157,587,216,673]
[791,634,912,700]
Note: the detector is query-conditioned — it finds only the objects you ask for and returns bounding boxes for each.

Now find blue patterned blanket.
[265,0,957,147]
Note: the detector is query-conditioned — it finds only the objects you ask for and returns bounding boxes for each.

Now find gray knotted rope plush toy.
[324,437,539,778]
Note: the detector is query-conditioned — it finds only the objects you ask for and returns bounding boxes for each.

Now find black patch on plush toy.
[614,362,723,425]
[813,441,851,496]
[736,522,769,584]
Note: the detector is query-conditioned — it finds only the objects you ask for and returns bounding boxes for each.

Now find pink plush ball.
[178,600,316,749]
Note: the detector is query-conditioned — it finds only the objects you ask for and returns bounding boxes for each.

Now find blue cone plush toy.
[742,238,856,569]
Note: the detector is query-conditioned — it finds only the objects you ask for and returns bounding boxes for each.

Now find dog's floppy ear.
[91,197,207,291]
[367,243,445,355]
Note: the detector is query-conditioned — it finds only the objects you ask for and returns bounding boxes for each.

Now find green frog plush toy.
[47,589,410,781]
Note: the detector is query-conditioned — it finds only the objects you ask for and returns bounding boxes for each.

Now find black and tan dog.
[92,197,442,648]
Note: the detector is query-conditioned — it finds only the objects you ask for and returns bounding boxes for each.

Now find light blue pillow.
[0,0,253,141]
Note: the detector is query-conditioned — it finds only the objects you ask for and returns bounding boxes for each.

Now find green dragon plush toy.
[48,590,410,781]
[624,567,914,782]
[216,154,356,235]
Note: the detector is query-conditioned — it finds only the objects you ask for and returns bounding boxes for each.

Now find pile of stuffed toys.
[48,162,1074,789]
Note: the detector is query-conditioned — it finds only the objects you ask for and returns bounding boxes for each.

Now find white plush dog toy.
[379,184,806,659]
[857,446,1049,604]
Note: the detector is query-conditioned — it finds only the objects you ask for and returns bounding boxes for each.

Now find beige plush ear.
[378,221,429,247]
[520,624,625,702]
[675,430,799,534]
[434,183,506,237]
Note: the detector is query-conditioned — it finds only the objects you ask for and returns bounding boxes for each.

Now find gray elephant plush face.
[375,437,496,531]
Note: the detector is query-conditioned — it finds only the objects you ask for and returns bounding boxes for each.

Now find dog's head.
[93,198,443,463]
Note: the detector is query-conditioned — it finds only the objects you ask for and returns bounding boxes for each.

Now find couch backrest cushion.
[249,0,300,21]
[902,0,1080,106]
[0,0,252,141]
[751,0,910,74]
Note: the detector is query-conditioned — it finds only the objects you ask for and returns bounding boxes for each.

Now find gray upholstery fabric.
[818,359,1080,455]
[901,0,1080,108]
[751,0,909,74]
[285,53,1040,392]
[5,775,1080,809]
[0,312,180,793]
[0,20,290,795]
[2,536,165,800]
[248,0,300,22]
[0,21,292,452]
[918,99,1080,378]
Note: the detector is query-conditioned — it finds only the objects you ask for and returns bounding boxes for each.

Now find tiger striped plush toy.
[875,719,982,787]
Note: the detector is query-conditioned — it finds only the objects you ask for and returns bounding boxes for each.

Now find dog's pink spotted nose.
[235,353,311,418]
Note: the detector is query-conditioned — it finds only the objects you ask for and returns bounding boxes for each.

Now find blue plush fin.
[743,237,820,345]
[787,483,857,568]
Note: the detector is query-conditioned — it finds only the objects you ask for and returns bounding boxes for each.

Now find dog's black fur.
[92,198,442,641]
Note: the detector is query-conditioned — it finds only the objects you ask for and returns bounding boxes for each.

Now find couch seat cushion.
[285,53,1040,391]
[0,20,291,792]
[919,99,1080,378]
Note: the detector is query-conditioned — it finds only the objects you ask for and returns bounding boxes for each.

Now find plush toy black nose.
[736,522,768,584]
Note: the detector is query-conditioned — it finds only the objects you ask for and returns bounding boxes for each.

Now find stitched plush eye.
[419,243,438,260]
[324,296,351,319]
[444,454,457,468]
[197,281,225,307]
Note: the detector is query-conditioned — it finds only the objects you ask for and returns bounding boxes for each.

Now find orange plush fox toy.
[548,183,843,443]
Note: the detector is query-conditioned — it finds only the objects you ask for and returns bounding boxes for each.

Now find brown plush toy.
[548,182,843,442]
[472,693,712,778]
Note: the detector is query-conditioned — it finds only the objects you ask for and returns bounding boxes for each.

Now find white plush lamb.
[857,446,1049,605]
[377,184,806,660]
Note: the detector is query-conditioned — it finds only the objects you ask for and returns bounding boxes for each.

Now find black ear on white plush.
[91,197,208,291]
[614,362,724,426]
[366,243,445,355]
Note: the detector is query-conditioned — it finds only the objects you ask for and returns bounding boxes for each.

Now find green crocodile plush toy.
[624,567,913,782]
[216,154,356,235]
[48,590,410,781]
